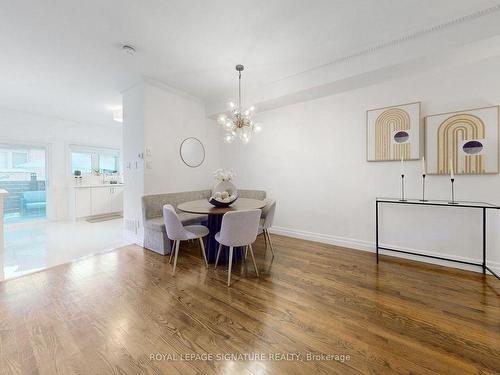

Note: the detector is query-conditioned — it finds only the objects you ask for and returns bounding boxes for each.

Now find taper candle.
[401,156,404,175]
[449,157,455,179]
[421,156,426,175]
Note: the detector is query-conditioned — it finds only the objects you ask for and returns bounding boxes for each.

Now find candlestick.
[420,174,427,202]
[399,174,407,202]
[448,178,458,204]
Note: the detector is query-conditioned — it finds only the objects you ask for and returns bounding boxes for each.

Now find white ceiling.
[2,0,500,126]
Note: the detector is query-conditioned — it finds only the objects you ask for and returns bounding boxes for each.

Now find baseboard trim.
[123,229,143,247]
[270,226,373,252]
[270,226,500,275]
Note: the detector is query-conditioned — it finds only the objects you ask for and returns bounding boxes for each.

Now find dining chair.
[163,204,209,275]
[258,199,276,256]
[214,209,261,286]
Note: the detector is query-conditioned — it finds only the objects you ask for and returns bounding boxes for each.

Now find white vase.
[213,181,237,197]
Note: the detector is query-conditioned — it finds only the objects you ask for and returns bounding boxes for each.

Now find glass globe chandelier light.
[217,64,262,144]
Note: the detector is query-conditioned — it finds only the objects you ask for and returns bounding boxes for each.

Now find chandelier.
[217,64,261,144]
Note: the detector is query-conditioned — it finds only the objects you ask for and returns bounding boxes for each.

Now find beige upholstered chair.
[258,199,276,256]
[214,209,261,286]
[142,190,211,255]
[237,189,266,200]
[163,204,209,275]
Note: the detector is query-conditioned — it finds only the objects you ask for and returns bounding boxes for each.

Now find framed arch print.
[366,102,421,161]
[425,106,499,175]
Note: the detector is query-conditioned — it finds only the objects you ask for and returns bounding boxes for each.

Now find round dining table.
[177,198,266,264]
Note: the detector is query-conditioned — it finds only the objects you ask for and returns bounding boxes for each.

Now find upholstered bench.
[141,189,266,255]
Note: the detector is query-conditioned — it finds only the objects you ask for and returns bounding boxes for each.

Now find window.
[71,152,93,174]
[69,145,120,175]
[12,152,28,168]
[99,154,118,174]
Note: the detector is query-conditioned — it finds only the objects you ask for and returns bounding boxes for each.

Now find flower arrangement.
[213,169,236,182]
[209,169,238,207]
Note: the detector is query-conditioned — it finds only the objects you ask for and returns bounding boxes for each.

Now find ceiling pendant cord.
[238,70,242,111]
[235,64,244,113]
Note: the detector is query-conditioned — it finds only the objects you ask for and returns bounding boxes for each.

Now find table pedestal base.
[203,214,243,265]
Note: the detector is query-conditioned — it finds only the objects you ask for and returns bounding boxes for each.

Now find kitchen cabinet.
[70,185,124,219]
[90,187,111,216]
[74,188,92,218]
[110,186,124,213]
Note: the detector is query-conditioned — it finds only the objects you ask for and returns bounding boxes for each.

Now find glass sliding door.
[0,144,47,224]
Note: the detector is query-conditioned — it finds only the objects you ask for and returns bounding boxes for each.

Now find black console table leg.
[376,200,379,263]
[482,208,486,274]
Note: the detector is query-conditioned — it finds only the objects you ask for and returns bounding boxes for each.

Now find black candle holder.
[420,174,428,202]
[399,174,407,201]
[449,178,458,204]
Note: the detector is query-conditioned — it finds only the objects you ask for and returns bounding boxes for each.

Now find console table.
[376,198,500,280]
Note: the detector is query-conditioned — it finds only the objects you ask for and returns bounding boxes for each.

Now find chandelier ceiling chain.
[238,65,242,109]
[217,64,262,144]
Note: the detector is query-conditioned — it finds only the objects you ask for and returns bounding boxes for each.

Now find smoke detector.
[121,44,136,56]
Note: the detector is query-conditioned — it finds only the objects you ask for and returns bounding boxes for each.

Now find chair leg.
[265,230,275,257]
[248,244,259,277]
[172,240,180,275]
[169,240,176,264]
[263,230,268,250]
[227,246,233,286]
[215,243,222,269]
[199,237,208,268]
[245,245,248,260]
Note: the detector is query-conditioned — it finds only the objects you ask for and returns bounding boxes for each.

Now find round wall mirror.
[180,137,205,168]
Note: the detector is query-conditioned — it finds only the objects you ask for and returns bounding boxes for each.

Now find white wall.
[144,82,222,194]
[122,80,222,240]
[224,56,500,274]
[0,108,122,221]
[122,84,145,236]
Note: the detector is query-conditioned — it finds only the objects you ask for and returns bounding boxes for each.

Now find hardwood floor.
[0,234,499,374]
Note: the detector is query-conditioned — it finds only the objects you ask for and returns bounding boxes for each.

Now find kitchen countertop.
[72,184,125,188]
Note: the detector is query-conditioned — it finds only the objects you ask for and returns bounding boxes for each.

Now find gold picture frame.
[366,102,422,162]
[424,105,499,175]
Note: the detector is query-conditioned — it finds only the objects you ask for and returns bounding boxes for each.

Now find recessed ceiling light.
[121,44,136,56]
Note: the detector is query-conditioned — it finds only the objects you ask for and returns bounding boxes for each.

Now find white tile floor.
[1,218,132,281]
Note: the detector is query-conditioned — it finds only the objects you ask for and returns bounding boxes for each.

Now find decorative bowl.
[208,196,238,207]
[213,181,237,197]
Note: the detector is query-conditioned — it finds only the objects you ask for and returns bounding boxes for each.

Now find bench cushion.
[23,190,46,203]
[144,213,207,232]
[25,202,46,210]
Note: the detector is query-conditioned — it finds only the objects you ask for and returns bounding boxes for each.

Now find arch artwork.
[375,108,411,160]
[437,114,485,174]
